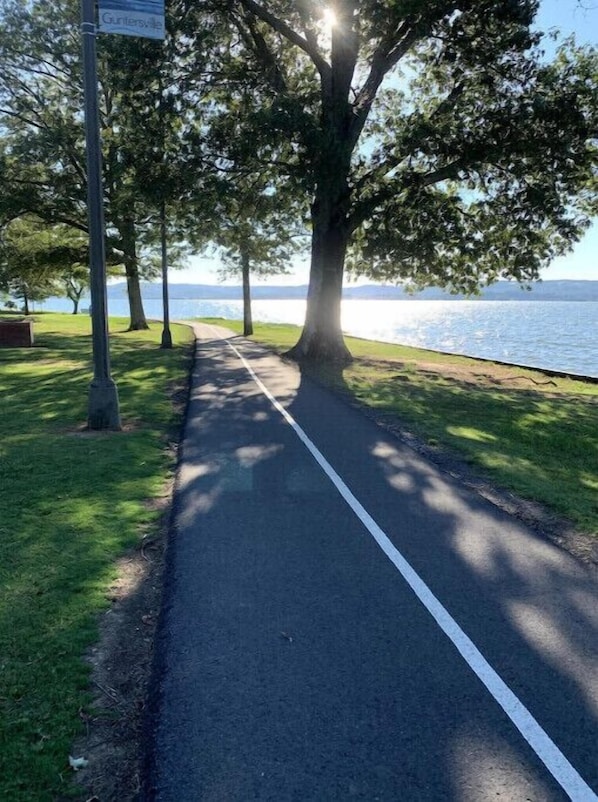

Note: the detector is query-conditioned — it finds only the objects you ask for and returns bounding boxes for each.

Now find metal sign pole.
[158,66,172,348]
[81,0,121,429]
[160,198,173,348]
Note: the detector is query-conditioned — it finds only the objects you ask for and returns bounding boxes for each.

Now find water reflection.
[39,295,598,377]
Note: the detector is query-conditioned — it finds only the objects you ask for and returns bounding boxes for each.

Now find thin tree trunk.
[120,217,148,331]
[67,285,82,315]
[241,247,253,336]
[126,269,148,331]
[22,291,30,316]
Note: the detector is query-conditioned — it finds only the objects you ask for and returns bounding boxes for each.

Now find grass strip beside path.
[0,313,193,800]
[202,319,598,537]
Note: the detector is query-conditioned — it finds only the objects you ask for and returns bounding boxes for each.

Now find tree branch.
[348,157,467,231]
[420,158,467,187]
[0,107,45,130]
[235,10,288,93]
[350,81,465,199]
[0,49,73,81]
[237,0,331,81]
[348,21,419,149]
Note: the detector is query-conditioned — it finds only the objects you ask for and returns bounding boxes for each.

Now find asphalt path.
[144,323,598,801]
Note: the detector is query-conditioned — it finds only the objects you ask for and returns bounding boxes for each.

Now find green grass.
[203,319,598,536]
[0,313,194,800]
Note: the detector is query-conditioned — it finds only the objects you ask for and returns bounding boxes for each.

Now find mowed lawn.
[0,313,193,800]
[202,319,598,537]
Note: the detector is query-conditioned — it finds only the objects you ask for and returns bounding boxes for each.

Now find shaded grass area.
[0,313,193,800]
[203,319,598,536]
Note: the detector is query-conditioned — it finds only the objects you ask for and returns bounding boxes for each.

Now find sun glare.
[321,7,337,32]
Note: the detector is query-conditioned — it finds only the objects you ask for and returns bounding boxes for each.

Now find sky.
[533,0,597,281]
[172,0,597,285]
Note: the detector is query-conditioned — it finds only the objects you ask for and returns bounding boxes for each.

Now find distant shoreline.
[107,279,598,303]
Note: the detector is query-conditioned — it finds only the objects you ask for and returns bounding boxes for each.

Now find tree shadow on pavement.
[144,335,598,801]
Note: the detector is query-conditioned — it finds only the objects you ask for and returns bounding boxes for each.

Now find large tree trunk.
[120,217,148,331]
[286,183,352,365]
[286,19,356,366]
[241,247,253,336]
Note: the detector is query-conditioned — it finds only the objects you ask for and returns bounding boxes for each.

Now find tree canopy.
[184,0,597,363]
[212,176,301,335]
[1,1,595,362]
[185,104,304,335]
[0,216,87,314]
[0,0,195,329]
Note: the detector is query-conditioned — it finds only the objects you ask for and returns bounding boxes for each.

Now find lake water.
[39,295,598,379]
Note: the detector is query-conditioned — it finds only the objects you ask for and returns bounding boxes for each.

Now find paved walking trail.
[144,323,598,801]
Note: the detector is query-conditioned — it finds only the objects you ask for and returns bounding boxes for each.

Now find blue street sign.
[98,0,165,40]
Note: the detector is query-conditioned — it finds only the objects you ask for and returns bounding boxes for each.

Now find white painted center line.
[204,328,597,801]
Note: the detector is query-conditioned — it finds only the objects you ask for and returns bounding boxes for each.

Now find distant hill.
[107,282,307,300]
[344,280,598,301]
[107,280,598,302]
